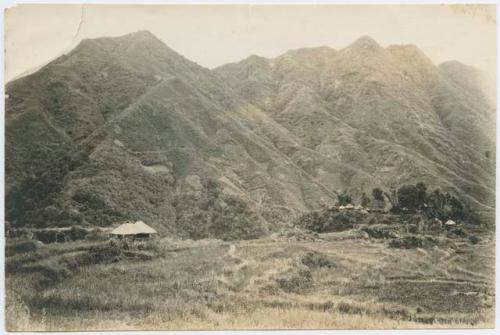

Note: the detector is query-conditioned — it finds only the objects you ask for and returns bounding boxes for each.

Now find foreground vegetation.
[6,210,494,331]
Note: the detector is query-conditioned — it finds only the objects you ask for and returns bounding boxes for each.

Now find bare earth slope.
[5,32,495,234]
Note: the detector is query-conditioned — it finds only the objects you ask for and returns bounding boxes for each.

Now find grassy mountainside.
[5,31,495,236]
[215,36,495,209]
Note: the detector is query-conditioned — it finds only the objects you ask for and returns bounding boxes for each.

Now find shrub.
[174,179,266,240]
[337,193,352,206]
[389,235,424,249]
[66,243,123,270]
[6,239,39,256]
[276,268,313,293]
[294,207,358,233]
[301,251,336,269]
[122,250,154,261]
[361,226,398,239]
[84,228,108,241]
[382,305,411,320]
[469,235,480,245]
[337,302,364,315]
[17,263,70,288]
[447,227,467,238]
[34,230,66,244]
[407,224,419,234]
[67,227,89,241]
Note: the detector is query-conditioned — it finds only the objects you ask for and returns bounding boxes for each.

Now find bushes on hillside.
[71,190,125,226]
[6,239,39,256]
[173,179,266,241]
[16,262,71,288]
[67,227,89,241]
[34,227,89,244]
[389,235,439,249]
[6,146,89,227]
[74,244,123,266]
[301,251,336,269]
[469,235,480,245]
[294,207,358,233]
[368,181,481,224]
[276,268,313,293]
[336,192,352,206]
[361,225,399,239]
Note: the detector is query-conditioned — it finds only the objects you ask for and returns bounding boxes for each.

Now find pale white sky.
[4,4,497,82]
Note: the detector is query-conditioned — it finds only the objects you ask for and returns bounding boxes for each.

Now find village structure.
[337,201,388,213]
[110,221,158,239]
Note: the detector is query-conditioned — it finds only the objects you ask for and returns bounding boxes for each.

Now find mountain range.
[5,31,495,237]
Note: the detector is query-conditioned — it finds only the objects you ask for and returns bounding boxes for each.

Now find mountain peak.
[123,30,160,42]
[348,35,381,50]
[129,30,156,37]
[74,30,164,52]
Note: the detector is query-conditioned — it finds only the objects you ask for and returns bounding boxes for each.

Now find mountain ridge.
[5,31,495,237]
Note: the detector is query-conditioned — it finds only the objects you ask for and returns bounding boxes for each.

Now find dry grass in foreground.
[6,228,495,331]
[9,308,494,331]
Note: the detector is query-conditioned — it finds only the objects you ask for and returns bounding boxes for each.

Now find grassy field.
[5,223,495,331]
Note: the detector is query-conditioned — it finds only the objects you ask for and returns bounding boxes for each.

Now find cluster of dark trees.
[390,182,474,223]
[337,188,385,208]
[6,146,90,228]
[338,182,478,223]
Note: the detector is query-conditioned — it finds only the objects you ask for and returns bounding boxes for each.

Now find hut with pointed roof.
[444,219,456,226]
[110,221,157,239]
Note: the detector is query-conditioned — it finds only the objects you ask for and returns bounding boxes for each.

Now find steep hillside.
[215,36,495,209]
[5,31,336,234]
[5,31,495,236]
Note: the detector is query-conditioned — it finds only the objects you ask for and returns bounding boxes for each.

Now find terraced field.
[6,224,494,330]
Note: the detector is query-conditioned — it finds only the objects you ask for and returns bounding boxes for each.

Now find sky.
[4,4,497,82]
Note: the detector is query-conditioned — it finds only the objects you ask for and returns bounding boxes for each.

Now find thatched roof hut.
[111,221,157,238]
[444,219,456,226]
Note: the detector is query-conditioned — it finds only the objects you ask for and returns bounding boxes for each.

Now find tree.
[428,188,445,210]
[416,182,427,208]
[361,192,371,207]
[337,192,352,206]
[397,184,420,211]
[449,195,465,220]
[372,188,384,201]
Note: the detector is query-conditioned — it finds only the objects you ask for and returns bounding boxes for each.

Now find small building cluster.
[337,203,387,213]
